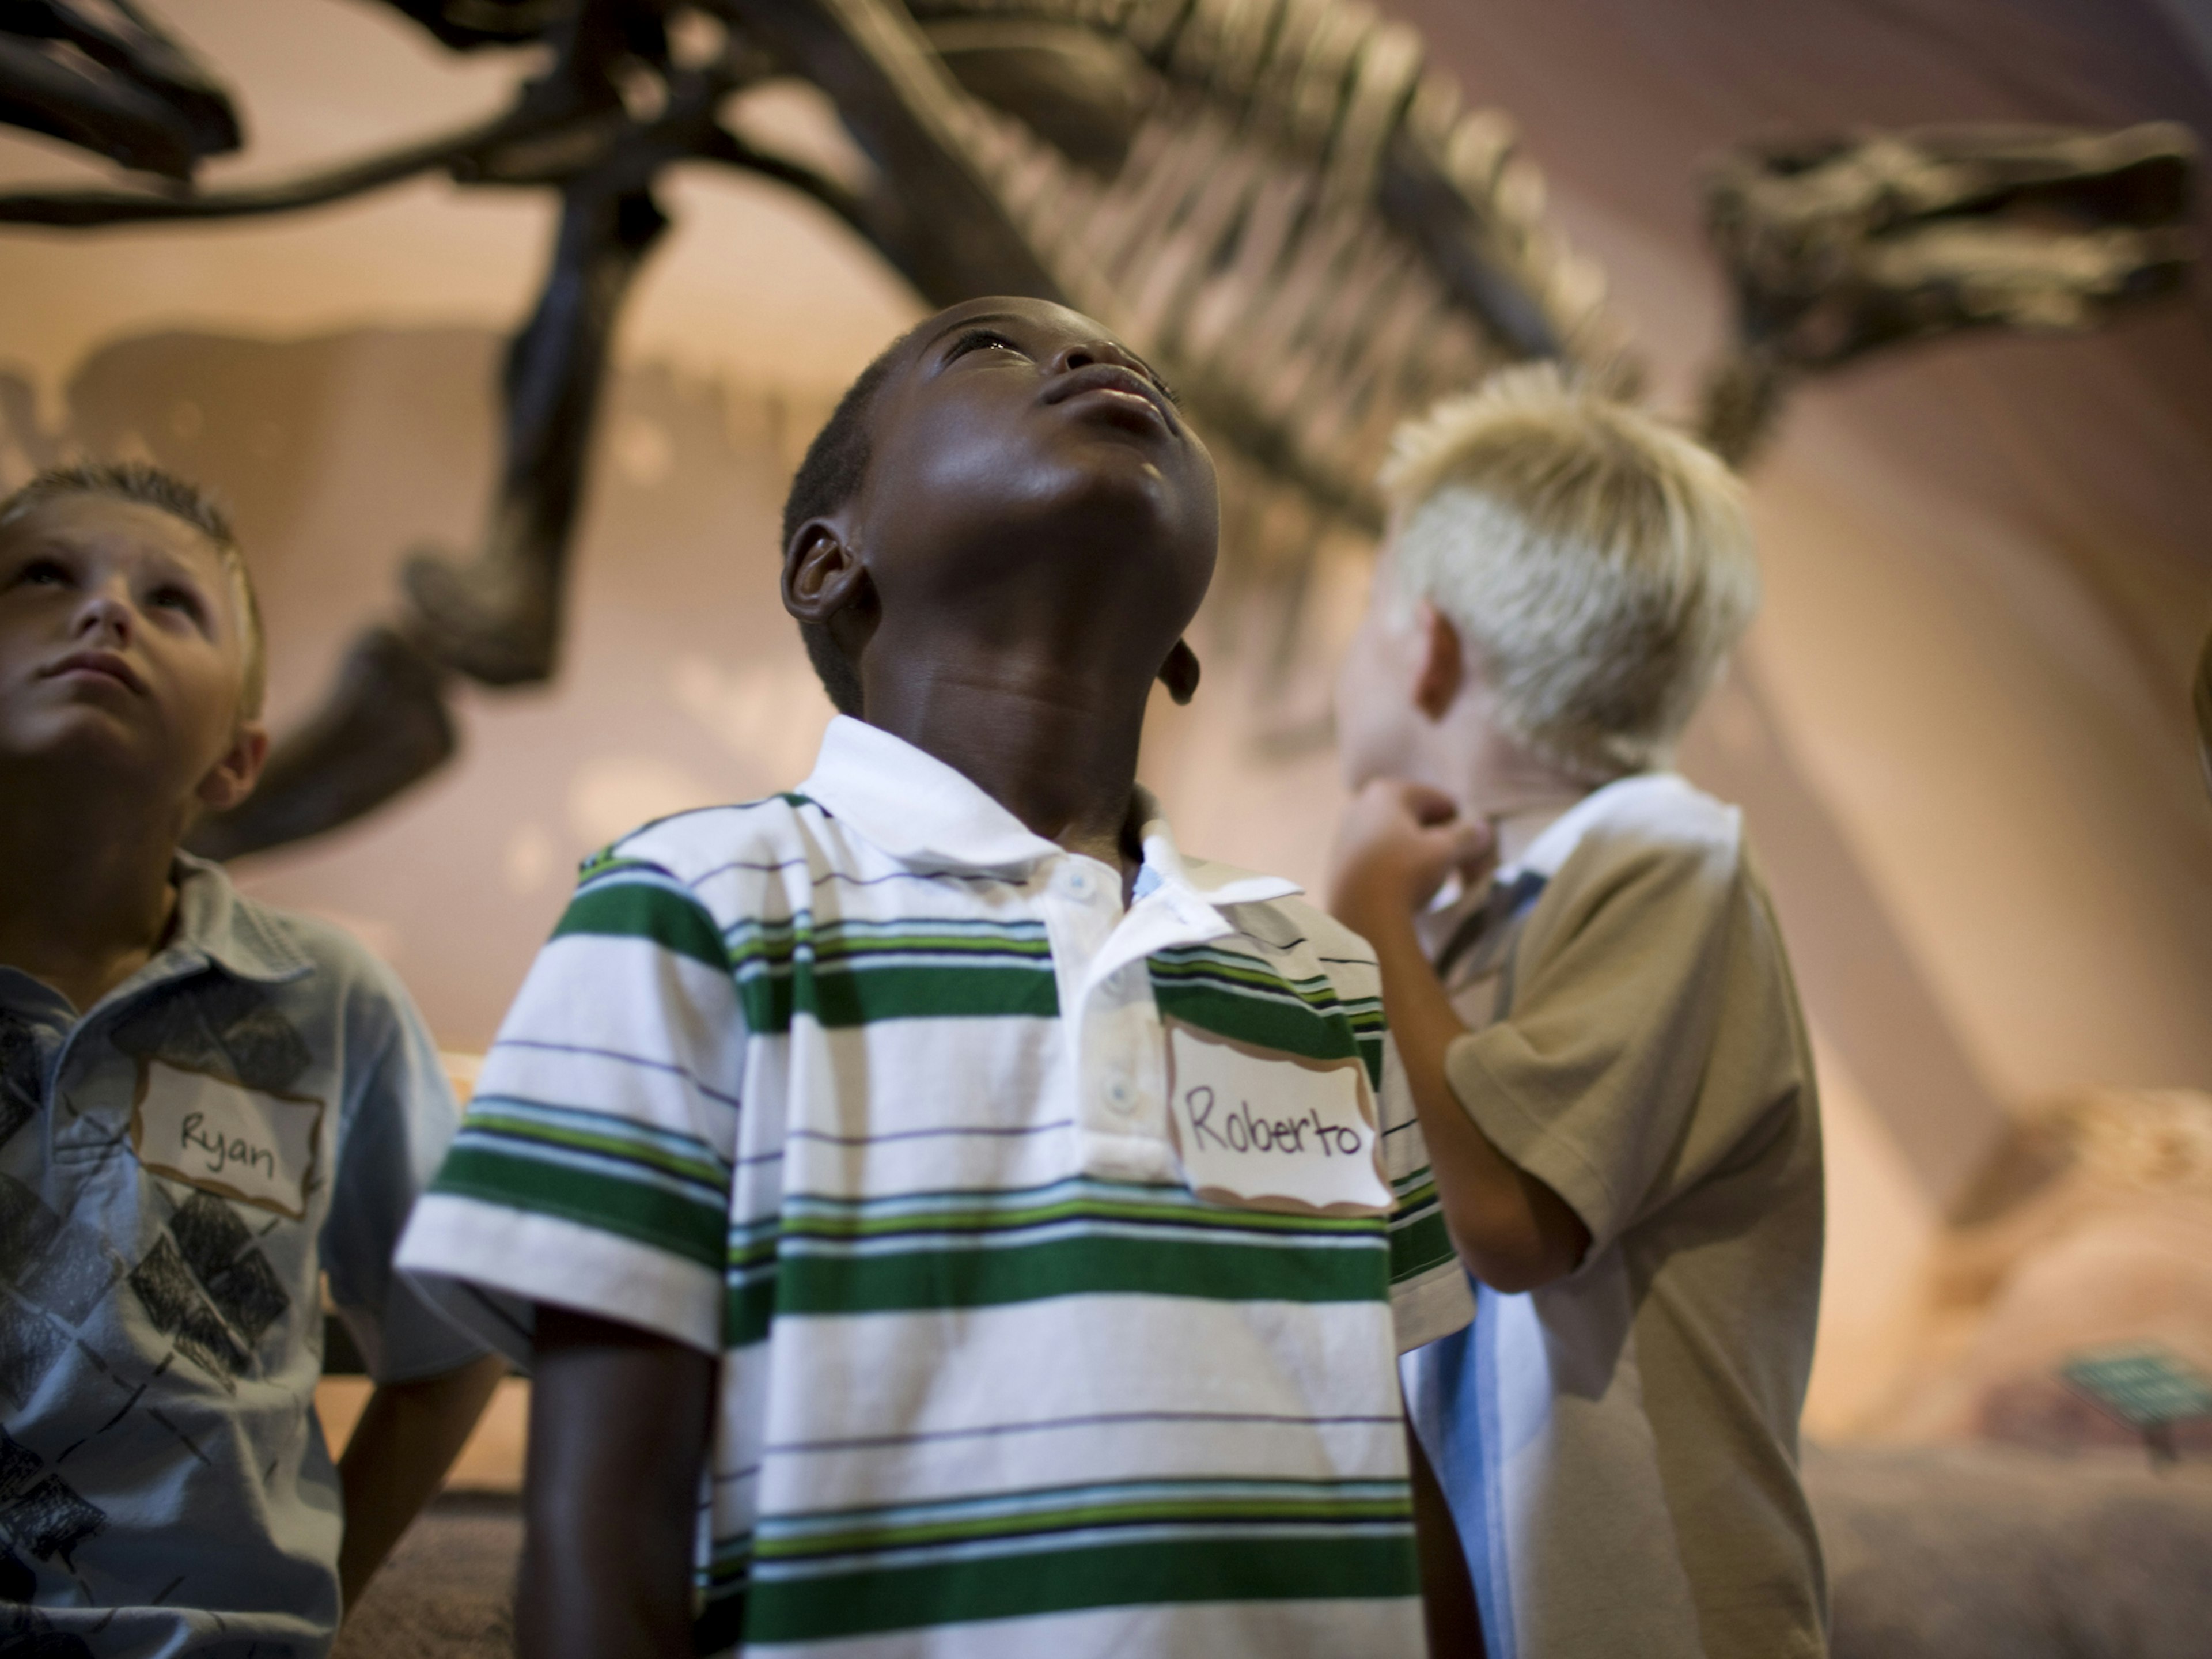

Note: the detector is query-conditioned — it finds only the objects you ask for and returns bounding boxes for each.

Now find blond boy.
[1328,366,1828,1659]
[0,463,502,1656]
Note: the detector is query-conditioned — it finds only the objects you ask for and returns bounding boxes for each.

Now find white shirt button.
[1103,1074,1137,1115]
[1057,864,1098,901]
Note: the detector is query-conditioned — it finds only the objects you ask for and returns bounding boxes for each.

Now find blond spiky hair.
[1379,362,1758,780]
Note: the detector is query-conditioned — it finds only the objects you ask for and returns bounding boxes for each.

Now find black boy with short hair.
[399,298,1475,1658]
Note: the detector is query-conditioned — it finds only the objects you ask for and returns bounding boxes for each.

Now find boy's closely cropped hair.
[397,296,1475,1659]
[0,463,501,1657]
[1329,363,1830,1659]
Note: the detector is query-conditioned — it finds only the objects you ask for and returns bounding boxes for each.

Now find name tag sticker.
[130,1061,324,1220]
[1164,1021,1393,1216]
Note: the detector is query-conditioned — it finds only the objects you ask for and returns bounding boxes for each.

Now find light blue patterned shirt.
[1,854,483,1658]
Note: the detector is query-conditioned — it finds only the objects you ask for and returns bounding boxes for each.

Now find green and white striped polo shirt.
[399,717,1471,1657]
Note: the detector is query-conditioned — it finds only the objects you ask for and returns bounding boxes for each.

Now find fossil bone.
[0,0,2194,855]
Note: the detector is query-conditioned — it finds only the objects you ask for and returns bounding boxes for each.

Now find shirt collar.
[1505,771,1692,882]
[798,716,1300,906]
[168,852,315,984]
[0,854,312,1022]
[800,716,1063,875]
[1130,793,1300,907]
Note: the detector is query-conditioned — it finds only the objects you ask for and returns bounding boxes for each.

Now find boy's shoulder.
[1173,850,1377,975]
[176,853,411,1015]
[167,861,453,1126]
[589,791,841,906]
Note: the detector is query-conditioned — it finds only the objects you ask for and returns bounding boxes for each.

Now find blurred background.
[3,2,2210,1651]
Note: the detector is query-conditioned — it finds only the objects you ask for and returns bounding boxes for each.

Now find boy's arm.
[337,1352,507,1607]
[317,944,507,1608]
[1332,780,1589,1293]
[517,1306,717,1659]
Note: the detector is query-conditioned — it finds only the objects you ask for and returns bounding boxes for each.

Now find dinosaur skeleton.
[1699,122,2196,464]
[0,0,2196,858]
[2196,628,2212,800]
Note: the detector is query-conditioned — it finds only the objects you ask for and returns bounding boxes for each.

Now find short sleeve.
[395,855,747,1368]
[1441,825,1747,1261]
[320,954,489,1384]
[1378,1035,1476,1353]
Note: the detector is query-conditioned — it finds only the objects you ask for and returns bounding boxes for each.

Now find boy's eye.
[945,329,1026,365]
[150,584,207,624]
[10,557,70,588]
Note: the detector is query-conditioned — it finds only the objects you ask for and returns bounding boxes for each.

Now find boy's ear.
[1413,603,1464,721]
[196,721,270,815]
[1158,638,1202,706]
[782,520,871,626]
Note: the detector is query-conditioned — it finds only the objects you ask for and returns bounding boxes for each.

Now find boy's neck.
[862,653,1149,881]
[1423,699,1594,868]
[0,760,187,1013]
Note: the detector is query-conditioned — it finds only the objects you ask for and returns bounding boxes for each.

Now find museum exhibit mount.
[0,0,2199,858]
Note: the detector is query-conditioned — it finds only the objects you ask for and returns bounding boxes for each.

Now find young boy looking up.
[0,464,503,1657]
[1328,366,1829,1659]
[396,296,1474,1659]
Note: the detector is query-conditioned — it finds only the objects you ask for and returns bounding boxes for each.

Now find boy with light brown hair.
[0,463,502,1656]
[1328,365,1830,1659]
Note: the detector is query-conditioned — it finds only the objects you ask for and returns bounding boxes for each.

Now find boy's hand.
[1328,779,1496,927]
[1327,779,1590,1295]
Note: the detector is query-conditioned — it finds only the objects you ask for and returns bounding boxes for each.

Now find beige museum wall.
[5,0,2210,1440]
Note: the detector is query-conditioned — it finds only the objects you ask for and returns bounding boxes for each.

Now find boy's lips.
[1042,362,1175,433]
[43,649,147,694]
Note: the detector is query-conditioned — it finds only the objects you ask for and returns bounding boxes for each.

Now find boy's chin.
[1024,445,1213,545]
[7,709,201,797]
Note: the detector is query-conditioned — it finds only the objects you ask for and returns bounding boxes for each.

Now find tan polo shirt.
[1403,773,1830,1659]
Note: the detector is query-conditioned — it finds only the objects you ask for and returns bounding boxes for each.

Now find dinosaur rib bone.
[0,0,2188,859]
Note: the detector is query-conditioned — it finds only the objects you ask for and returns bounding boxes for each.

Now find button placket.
[1075,903,1182,1141]
[1039,856,1121,1138]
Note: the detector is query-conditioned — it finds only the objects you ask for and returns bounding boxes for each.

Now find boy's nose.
[1050,338,1147,378]
[74,586,135,647]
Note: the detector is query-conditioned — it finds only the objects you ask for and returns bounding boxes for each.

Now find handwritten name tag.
[130,1061,324,1220]
[1164,1021,1393,1216]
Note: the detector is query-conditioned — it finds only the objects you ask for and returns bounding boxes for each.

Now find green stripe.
[1151,978,1361,1067]
[431,1143,724,1270]
[808,928,1051,963]
[765,1495,1410,1559]
[1149,948,1390,1088]
[463,1108,725,1191]
[729,915,1049,958]
[575,850,664,882]
[726,1271,777,1344]
[1388,1203,1458,1287]
[738,963,1058,1033]
[777,1230,1388,1315]
[553,880,726,971]
[745,1532,1418,1642]
[781,1180,1379,1243]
